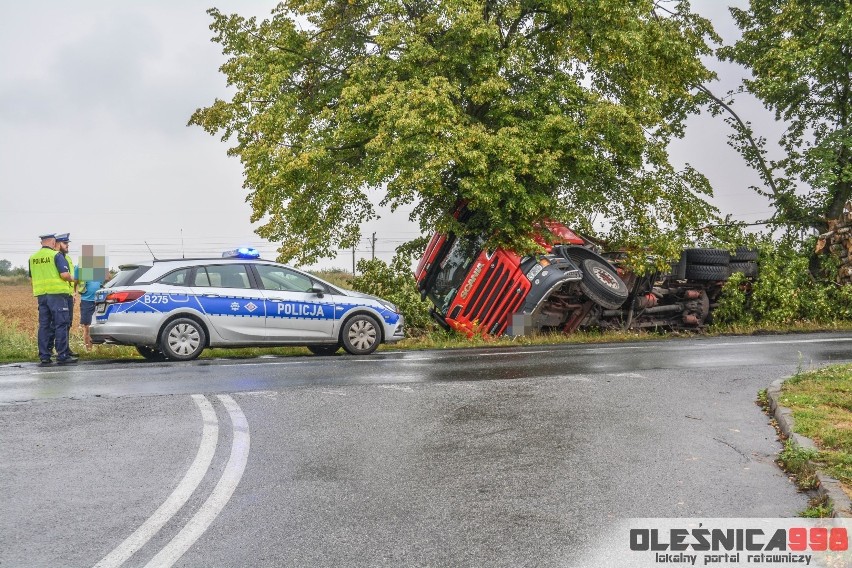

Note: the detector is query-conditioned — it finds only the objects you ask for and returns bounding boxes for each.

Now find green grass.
[6,315,852,365]
[777,440,820,491]
[780,364,852,503]
[0,319,37,361]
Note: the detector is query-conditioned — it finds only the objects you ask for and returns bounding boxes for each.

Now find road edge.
[767,378,852,518]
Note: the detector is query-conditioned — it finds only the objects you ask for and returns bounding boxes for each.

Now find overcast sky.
[0,0,781,272]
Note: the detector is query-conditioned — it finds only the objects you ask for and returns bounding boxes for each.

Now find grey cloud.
[0,5,226,135]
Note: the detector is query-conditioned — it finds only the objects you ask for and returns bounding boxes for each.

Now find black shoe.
[38,360,53,367]
[68,351,80,358]
[57,357,79,365]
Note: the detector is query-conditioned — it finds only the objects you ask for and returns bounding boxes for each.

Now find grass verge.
[778,364,852,507]
[5,313,852,364]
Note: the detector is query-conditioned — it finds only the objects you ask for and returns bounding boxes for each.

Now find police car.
[90,248,405,360]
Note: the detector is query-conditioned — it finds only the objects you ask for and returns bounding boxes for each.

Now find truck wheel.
[730,261,759,278]
[732,247,759,262]
[136,345,168,362]
[684,248,730,265]
[557,245,619,274]
[579,259,628,309]
[159,318,206,361]
[685,264,731,281]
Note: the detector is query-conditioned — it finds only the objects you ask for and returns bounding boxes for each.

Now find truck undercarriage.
[415,224,757,338]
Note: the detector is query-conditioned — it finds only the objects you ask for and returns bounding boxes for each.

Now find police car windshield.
[104,266,151,288]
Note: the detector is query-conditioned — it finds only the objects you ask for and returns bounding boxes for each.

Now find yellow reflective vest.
[65,253,75,294]
[30,247,70,296]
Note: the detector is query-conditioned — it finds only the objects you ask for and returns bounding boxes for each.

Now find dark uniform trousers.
[38,294,71,361]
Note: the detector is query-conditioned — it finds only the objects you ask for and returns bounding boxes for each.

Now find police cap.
[55,233,71,242]
[39,233,55,240]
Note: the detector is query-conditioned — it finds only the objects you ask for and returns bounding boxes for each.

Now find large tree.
[720,0,852,234]
[192,0,720,264]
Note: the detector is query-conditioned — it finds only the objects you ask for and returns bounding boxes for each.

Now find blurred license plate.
[96,304,106,314]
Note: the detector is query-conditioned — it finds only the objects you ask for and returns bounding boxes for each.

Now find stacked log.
[816,208,852,285]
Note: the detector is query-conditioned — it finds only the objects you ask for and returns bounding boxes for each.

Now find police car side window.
[158,268,190,286]
[256,265,313,293]
[193,268,212,287]
[195,264,251,289]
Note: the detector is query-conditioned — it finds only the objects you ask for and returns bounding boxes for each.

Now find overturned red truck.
[414,218,757,337]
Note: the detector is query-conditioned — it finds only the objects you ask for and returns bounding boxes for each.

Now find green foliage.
[0,317,36,362]
[0,259,27,278]
[307,268,354,290]
[799,497,832,519]
[720,1,852,232]
[351,252,435,335]
[777,440,819,491]
[714,272,753,326]
[192,0,721,264]
[714,237,850,326]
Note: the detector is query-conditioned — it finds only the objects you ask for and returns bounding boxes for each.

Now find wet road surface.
[1,332,851,567]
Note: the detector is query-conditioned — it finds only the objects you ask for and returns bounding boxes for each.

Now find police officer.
[54,233,78,359]
[29,233,77,366]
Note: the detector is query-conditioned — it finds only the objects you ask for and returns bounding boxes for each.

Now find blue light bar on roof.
[222,247,260,259]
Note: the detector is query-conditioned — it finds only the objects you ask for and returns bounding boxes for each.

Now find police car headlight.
[377,299,399,313]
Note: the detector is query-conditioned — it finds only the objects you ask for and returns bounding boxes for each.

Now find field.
[0,283,126,361]
[0,284,38,336]
[0,284,316,361]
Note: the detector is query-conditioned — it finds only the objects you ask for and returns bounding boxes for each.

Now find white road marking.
[143,394,250,568]
[93,395,218,568]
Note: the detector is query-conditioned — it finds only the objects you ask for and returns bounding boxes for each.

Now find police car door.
[253,264,335,340]
[190,263,267,342]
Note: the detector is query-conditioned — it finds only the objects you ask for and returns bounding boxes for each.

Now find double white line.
[94,394,250,568]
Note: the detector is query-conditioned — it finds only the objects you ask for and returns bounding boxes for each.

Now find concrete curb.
[766,378,852,518]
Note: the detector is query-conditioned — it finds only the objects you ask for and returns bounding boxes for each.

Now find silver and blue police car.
[90,248,405,360]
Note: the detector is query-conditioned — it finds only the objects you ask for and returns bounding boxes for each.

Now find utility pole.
[371,232,377,260]
[352,244,356,276]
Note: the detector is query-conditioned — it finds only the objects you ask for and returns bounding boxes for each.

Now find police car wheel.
[159,318,206,361]
[341,315,380,355]
[307,344,340,356]
[136,345,168,362]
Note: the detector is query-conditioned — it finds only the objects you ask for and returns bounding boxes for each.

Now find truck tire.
[579,258,628,309]
[731,247,759,262]
[556,245,619,274]
[683,248,730,265]
[730,261,759,278]
[685,263,731,281]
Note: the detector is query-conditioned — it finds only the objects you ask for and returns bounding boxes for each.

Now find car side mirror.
[311,285,325,298]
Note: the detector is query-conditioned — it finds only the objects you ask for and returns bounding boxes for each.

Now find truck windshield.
[426,236,484,314]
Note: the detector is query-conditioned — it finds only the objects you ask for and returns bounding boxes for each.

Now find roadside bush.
[0,275,30,286]
[308,268,353,290]
[714,272,753,325]
[714,237,845,326]
[352,252,436,336]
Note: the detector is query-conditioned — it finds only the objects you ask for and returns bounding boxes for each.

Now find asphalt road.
[2,332,851,567]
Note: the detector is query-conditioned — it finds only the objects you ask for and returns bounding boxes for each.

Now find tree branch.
[696,84,781,203]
